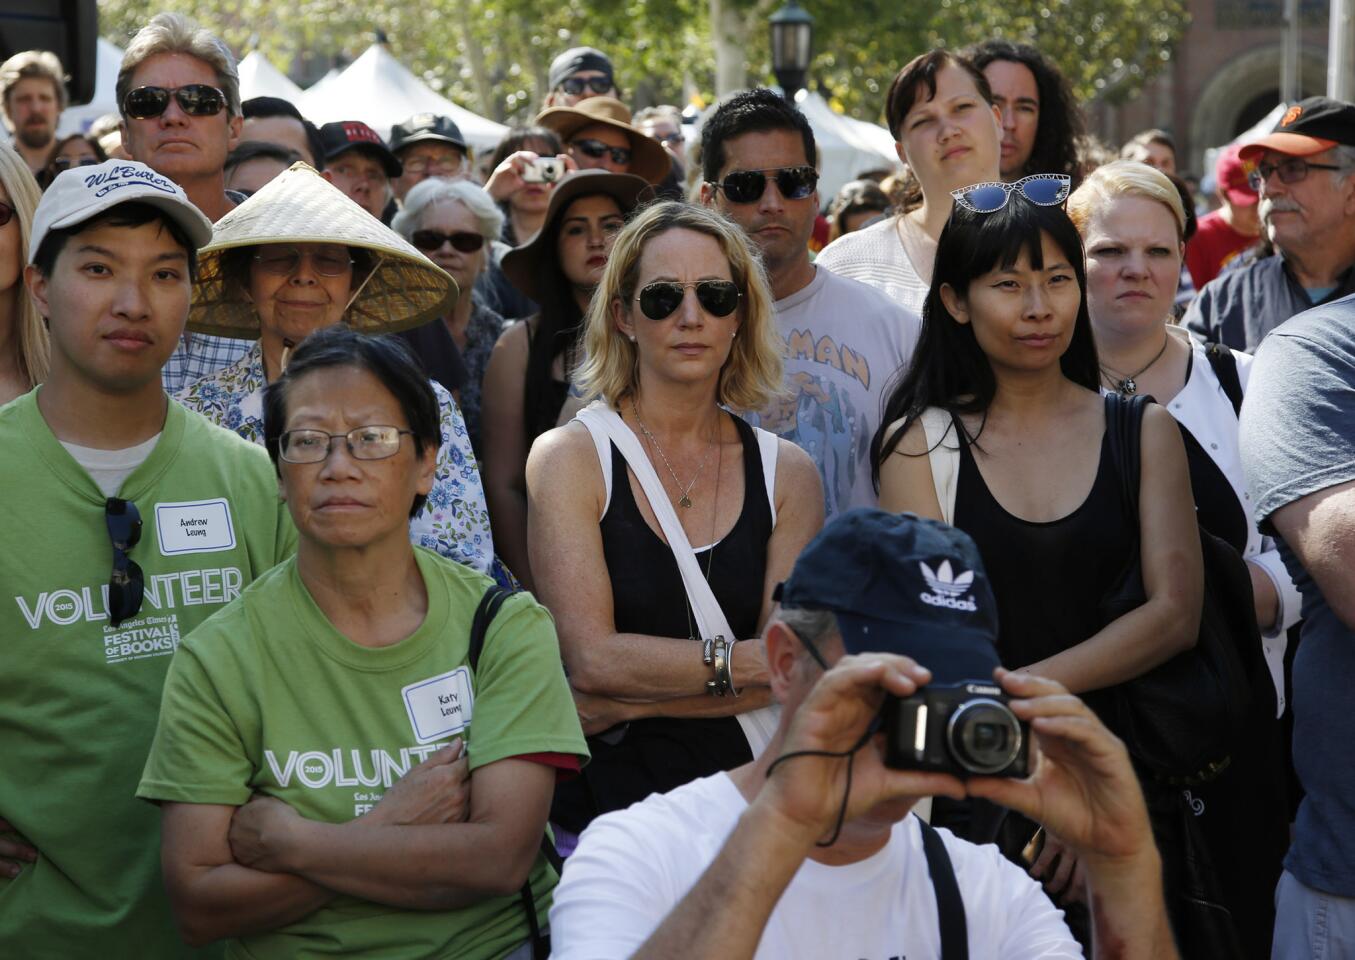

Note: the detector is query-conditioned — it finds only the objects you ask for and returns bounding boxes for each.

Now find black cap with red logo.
[1240,97,1355,161]
[317,121,403,177]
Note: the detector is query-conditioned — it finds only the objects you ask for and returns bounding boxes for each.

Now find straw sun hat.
[187,162,457,338]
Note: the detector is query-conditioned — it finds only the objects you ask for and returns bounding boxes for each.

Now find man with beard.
[1185,97,1355,352]
[700,89,917,519]
[0,51,65,176]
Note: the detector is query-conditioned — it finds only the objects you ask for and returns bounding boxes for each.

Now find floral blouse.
[177,341,498,579]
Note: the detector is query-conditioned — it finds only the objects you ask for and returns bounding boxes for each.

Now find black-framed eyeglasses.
[252,246,354,278]
[951,173,1071,213]
[571,138,631,165]
[105,498,145,628]
[1248,157,1345,191]
[635,280,741,321]
[708,165,818,204]
[411,230,485,254]
[279,425,414,464]
[122,84,227,120]
[52,155,100,173]
[559,76,613,96]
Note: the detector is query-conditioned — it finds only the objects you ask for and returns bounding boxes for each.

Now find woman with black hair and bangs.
[872,182,1203,937]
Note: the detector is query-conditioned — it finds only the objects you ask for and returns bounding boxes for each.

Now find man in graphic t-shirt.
[701,90,919,518]
[0,160,296,957]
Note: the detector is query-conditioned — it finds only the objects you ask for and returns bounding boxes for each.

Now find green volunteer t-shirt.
[138,547,588,960]
[0,389,296,959]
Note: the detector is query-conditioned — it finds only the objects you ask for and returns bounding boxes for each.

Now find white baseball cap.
[29,159,215,264]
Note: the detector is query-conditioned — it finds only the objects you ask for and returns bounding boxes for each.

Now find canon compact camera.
[882,682,1030,778]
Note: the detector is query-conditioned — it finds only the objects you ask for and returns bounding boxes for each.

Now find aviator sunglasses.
[122,84,227,120]
[709,165,818,204]
[951,173,1071,213]
[411,230,485,254]
[571,138,632,165]
[105,498,145,628]
[559,76,614,96]
[635,280,741,321]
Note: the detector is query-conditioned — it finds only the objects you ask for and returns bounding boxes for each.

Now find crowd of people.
[1,11,1354,960]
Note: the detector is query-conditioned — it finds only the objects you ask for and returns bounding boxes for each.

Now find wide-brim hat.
[188,162,457,338]
[536,97,672,185]
[500,170,651,302]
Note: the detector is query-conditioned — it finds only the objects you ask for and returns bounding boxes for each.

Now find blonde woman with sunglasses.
[526,201,823,841]
[0,142,44,404]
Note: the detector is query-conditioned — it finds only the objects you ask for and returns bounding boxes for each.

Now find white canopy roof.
[238,51,304,103]
[298,44,508,154]
[57,38,124,136]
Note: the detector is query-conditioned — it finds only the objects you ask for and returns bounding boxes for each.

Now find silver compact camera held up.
[521,157,565,183]
[882,682,1030,778]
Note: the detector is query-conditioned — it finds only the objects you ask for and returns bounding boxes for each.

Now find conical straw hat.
[188,162,457,338]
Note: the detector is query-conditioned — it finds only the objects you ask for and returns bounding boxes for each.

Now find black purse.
[1098,393,1255,784]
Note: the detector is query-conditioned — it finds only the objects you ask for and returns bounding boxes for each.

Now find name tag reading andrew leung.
[403,668,475,743]
[155,499,237,556]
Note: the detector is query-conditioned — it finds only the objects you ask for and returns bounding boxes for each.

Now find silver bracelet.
[703,636,730,696]
[725,636,741,698]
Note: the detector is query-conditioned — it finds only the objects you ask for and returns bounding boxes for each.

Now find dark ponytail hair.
[870,198,1100,488]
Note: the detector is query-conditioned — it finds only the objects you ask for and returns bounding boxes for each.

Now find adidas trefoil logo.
[919,560,978,612]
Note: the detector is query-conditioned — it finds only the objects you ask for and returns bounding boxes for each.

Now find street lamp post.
[770,0,814,101]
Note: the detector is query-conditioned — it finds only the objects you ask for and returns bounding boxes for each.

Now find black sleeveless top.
[1176,353,1250,553]
[953,419,1136,676]
[552,413,772,834]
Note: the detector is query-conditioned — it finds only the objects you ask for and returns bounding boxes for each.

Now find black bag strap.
[466,585,556,960]
[917,816,969,960]
[1103,393,1149,516]
[1203,341,1244,416]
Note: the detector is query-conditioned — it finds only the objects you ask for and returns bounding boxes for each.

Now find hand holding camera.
[485,150,578,201]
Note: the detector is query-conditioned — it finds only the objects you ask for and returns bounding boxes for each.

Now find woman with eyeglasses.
[142,324,587,960]
[1070,161,1293,955]
[391,178,508,454]
[0,143,45,404]
[178,162,505,584]
[480,171,648,590]
[872,177,1202,942]
[527,201,823,840]
[37,134,106,191]
[817,50,1002,315]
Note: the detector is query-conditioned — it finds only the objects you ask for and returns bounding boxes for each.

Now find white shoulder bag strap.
[919,407,961,526]
[576,401,780,755]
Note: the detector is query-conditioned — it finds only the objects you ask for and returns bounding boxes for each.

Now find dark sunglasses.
[105,498,145,628]
[572,138,632,165]
[53,155,100,173]
[559,76,614,96]
[635,280,741,321]
[123,84,227,120]
[951,174,1071,213]
[1248,157,1344,191]
[0,201,12,227]
[709,165,818,204]
[411,230,485,253]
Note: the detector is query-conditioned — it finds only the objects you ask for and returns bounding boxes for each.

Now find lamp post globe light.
[770,0,814,100]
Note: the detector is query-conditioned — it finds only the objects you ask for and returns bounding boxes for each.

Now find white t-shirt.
[550,772,1081,960]
[816,214,935,317]
[746,267,919,518]
[60,433,162,498]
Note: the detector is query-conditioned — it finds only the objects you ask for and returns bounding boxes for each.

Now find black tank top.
[1176,353,1251,553]
[552,413,772,834]
[953,418,1135,674]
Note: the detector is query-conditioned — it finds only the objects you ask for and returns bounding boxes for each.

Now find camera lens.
[946,699,1023,775]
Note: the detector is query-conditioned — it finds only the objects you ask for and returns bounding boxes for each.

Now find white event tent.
[298,44,508,154]
[238,51,304,102]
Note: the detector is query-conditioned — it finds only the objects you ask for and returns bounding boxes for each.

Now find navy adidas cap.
[774,509,1001,683]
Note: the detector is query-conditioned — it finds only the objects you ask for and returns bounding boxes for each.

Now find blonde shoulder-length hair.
[574,201,783,412]
[0,143,47,388]
[1067,159,1187,242]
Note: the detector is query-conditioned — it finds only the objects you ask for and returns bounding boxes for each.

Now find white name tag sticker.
[403,667,475,744]
[155,499,237,556]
